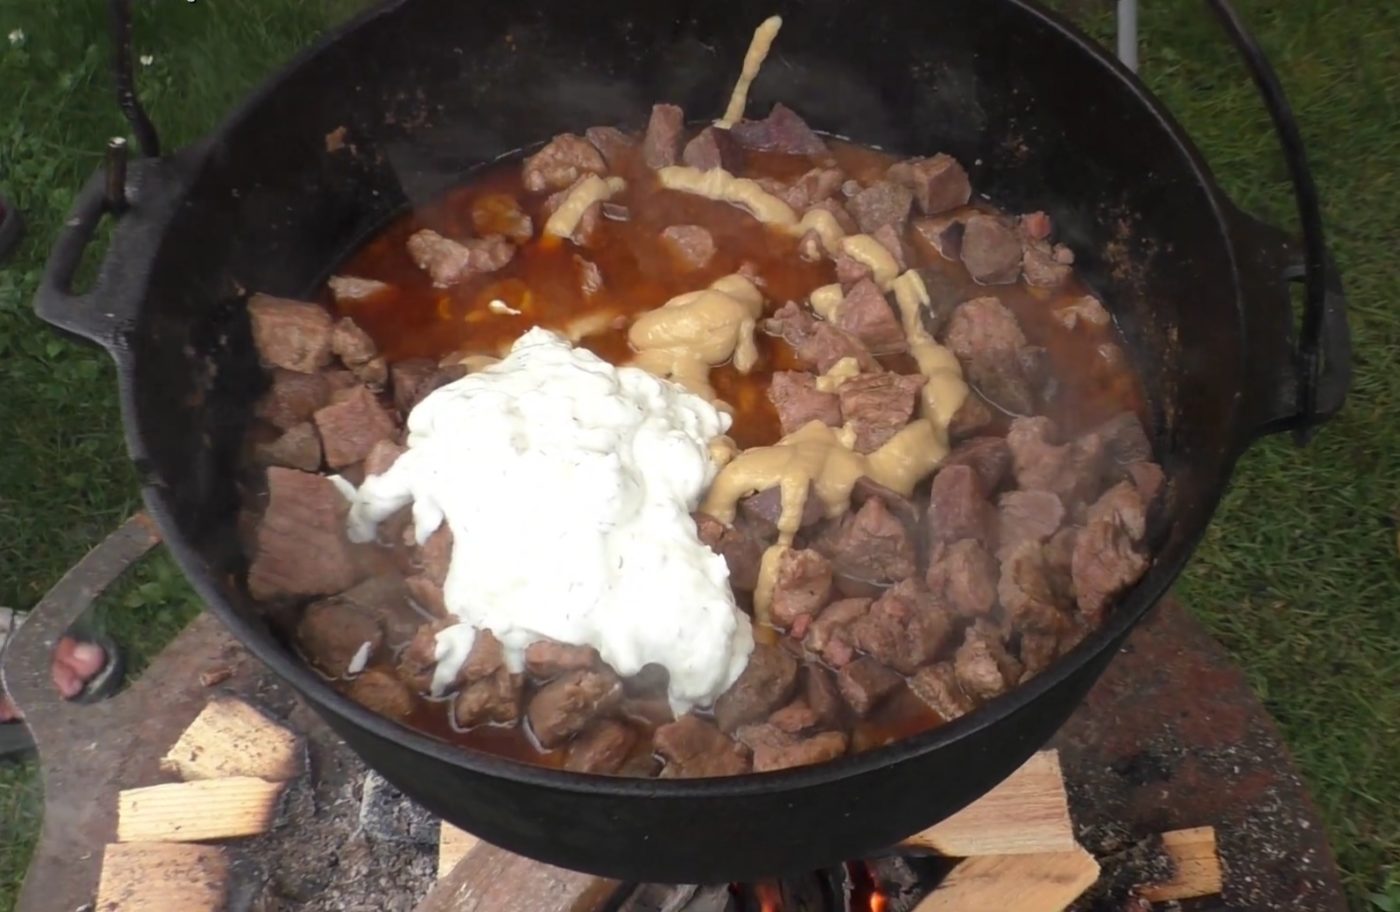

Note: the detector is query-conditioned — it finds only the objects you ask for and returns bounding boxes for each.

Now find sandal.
[0,607,125,760]
[0,193,21,264]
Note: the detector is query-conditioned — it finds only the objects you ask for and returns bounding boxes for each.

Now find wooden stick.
[415,841,619,912]
[902,751,1076,856]
[1140,826,1222,902]
[160,696,304,782]
[96,842,229,912]
[914,846,1101,912]
[117,777,286,843]
[437,822,482,879]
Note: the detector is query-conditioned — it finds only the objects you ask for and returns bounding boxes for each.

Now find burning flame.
[868,889,888,912]
[754,882,782,912]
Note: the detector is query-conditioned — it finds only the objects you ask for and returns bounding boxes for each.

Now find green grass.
[1,0,1396,908]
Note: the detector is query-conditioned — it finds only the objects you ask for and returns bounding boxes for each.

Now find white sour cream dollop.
[335,327,752,714]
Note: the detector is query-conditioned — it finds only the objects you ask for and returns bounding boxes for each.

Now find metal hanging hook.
[107,0,161,158]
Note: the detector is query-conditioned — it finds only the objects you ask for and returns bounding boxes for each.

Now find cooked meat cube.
[1127,461,1165,507]
[871,224,909,271]
[1005,417,1108,510]
[521,133,607,193]
[740,485,824,536]
[389,357,436,415]
[828,497,915,585]
[846,180,914,235]
[694,513,766,591]
[1052,294,1111,330]
[886,154,972,216]
[471,194,534,243]
[959,214,1023,285]
[313,386,396,469]
[912,216,965,261]
[801,665,846,728]
[851,476,920,529]
[776,167,846,211]
[363,438,405,477]
[838,373,924,453]
[347,667,415,719]
[297,596,383,678]
[770,548,834,630]
[803,597,872,668]
[1023,241,1075,288]
[248,468,360,600]
[1086,482,1147,542]
[453,668,522,728]
[729,103,827,155]
[416,523,454,587]
[527,668,623,748]
[954,625,1022,701]
[566,720,638,774]
[252,422,322,472]
[1018,630,1064,679]
[256,369,331,430]
[247,294,334,373]
[926,463,996,550]
[404,574,448,619]
[406,230,515,287]
[714,642,799,732]
[1042,525,1079,596]
[584,126,635,168]
[572,254,605,297]
[946,297,1036,416]
[996,490,1066,560]
[764,301,877,373]
[947,392,995,441]
[396,621,449,695]
[660,224,717,270]
[642,103,685,169]
[332,316,378,368]
[837,657,903,716]
[328,275,392,305]
[681,125,742,171]
[335,574,421,646]
[768,700,821,734]
[851,579,952,674]
[735,723,848,772]
[833,278,906,354]
[1072,515,1149,624]
[998,541,1069,633]
[908,663,975,721]
[942,437,1011,493]
[925,539,998,619]
[834,251,874,287]
[768,372,842,435]
[352,356,388,390]
[525,640,600,679]
[410,364,469,412]
[461,628,507,680]
[656,715,751,778]
[1095,412,1154,466]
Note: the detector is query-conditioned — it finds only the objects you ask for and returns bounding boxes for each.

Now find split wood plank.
[1140,826,1223,902]
[914,846,1101,912]
[96,842,229,912]
[117,777,286,843]
[415,840,619,912]
[902,751,1076,857]
[160,696,304,782]
[437,822,482,879]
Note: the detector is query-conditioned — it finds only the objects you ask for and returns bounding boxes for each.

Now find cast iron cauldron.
[33,0,1349,883]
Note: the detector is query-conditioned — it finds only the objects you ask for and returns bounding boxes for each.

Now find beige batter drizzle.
[543,175,626,239]
[628,273,765,400]
[718,16,784,129]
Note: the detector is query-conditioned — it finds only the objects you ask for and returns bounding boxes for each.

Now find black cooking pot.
[32,0,1348,883]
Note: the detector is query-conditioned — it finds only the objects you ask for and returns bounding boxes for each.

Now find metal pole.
[1117,0,1140,72]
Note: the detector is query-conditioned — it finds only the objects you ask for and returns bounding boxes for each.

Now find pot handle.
[1206,0,1350,445]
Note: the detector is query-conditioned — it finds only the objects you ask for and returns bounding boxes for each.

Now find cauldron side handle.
[1206,0,1351,447]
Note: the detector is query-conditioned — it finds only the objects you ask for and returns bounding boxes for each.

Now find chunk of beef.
[872,223,909,271]
[694,513,765,591]
[833,252,873,287]
[770,548,834,630]
[1094,412,1154,466]
[1086,482,1147,542]
[297,597,383,678]
[656,715,751,778]
[764,301,876,373]
[735,723,848,772]
[996,490,1066,560]
[729,103,827,155]
[328,275,392,305]
[828,497,915,585]
[470,194,534,243]
[571,255,605,298]
[453,668,522,728]
[660,224,716,270]
[389,358,435,415]
[525,640,600,679]
[803,598,872,668]
[332,316,378,368]
[960,215,1023,285]
[851,476,921,529]
[416,523,454,587]
[406,230,515,287]
[943,437,1011,493]
[947,392,995,442]
[714,642,799,733]
[887,154,972,216]
[396,621,449,695]
[954,625,1022,701]
[838,372,924,453]
[926,464,995,550]
[256,370,330,430]
[336,574,421,646]
[1005,417,1108,510]
[998,541,1069,633]
[313,386,396,469]
[348,668,415,719]
[565,720,638,774]
[912,216,965,261]
[1127,462,1165,508]
[1053,294,1111,330]
[833,279,906,354]
[248,468,360,600]
[846,180,914,236]
[946,297,1036,416]
[527,668,623,748]
[1072,515,1149,624]
[252,422,322,472]
[1042,525,1079,601]
[642,103,685,169]
[1023,241,1075,288]
[851,579,952,674]
[404,574,448,619]
[768,371,842,435]
[363,439,404,477]
[248,295,334,373]
[583,126,635,168]
[925,539,998,619]
[767,700,821,734]
[779,167,846,211]
[801,665,846,729]
[681,125,742,171]
[837,657,903,716]
[522,133,606,193]
[908,663,975,721]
